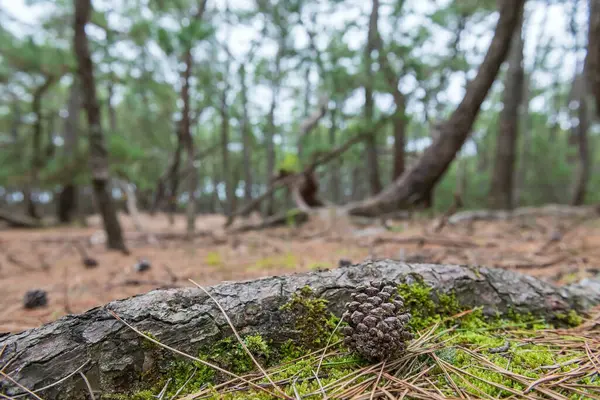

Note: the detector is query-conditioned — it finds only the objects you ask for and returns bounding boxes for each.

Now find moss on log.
[1,260,599,399]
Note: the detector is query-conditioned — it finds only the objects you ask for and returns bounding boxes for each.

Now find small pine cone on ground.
[341,280,413,361]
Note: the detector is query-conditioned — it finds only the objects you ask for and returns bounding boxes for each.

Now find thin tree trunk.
[587,0,600,115]
[329,104,341,203]
[107,80,117,133]
[265,43,282,217]
[220,87,232,216]
[348,0,525,217]
[181,49,196,235]
[73,0,127,252]
[28,76,56,219]
[364,0,382,195]
[168,140,182,225]
[240,64,253,206]
[570,74,591,205]
[373,3,407,181]
[515,7,550,206]
[298,66,311,165]
[488,12,525,210]
[58,79,81,223]
[10,95,21,142]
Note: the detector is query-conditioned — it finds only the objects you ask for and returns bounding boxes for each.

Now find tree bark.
[298,66,311,164]
[58,79,82,223]
[569,75,591,206]
[347,0,525,217]
[328,104,341,203]
[181,49,196,236]
[587,0,600,115]
[28,76,57,219]
[265,45,281,217]
[220,86,232,216]
[374,17,407,181]
[73,0,127,252]
[240,64,253,205]
[1,260,599,399]
[364,0,382,195]
[10,94,21,142]
[107,80,117,133]
[488,13,525,210]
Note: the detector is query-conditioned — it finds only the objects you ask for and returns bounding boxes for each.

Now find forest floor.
[1,209,600,333]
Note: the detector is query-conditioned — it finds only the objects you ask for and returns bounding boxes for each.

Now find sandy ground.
[1,210,600,333]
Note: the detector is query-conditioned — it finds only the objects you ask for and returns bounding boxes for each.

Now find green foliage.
[277,152,299,173]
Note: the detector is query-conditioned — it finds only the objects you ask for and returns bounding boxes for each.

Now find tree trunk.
[28,76,56,219]
[58,79,82,223]
[364,0,382,196]
[168,141,182,225]
[587,0,600,115]
[181,50,196,236]
[298,66,311,165]
[515,8,550,206]
[488,13,525,210]
[10,95,21,142]
[240,64,253,206]
[265,47,281,217]
[220,87,232,216]
[570,75,591,205]
[107,80,117,133]
[2,261,599,399]
[73,0,127,252]
[348,0,525,217]
[329,104,341,203]
[374,19,407,181]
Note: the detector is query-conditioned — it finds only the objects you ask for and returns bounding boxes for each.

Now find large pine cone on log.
[341,280,413,361]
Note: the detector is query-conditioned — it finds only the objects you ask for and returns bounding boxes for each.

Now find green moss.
[279,286,332,349]
[205,334,272,375]
[140,331,159,350]
[397,278,462,331]
[555,309,584,327]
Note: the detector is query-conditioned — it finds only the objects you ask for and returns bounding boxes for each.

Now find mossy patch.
[397,277,462,331]
[279,286,335,349]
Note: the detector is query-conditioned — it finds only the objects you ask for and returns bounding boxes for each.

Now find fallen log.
[0,208,44,228]
[1,261,599,399]
[229,208,309,233]
[448,204,600,225]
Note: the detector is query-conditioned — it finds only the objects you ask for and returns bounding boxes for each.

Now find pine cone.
[341,280,412,361]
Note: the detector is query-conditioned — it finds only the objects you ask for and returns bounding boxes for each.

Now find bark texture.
[489,13,525,210]
[182,48,196,235]
[1,260,599,399]
[28,76,57,219]
[73,0,126,252]
[58,80,82,223]
[347,0,525,217]
[569,74,591,206]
